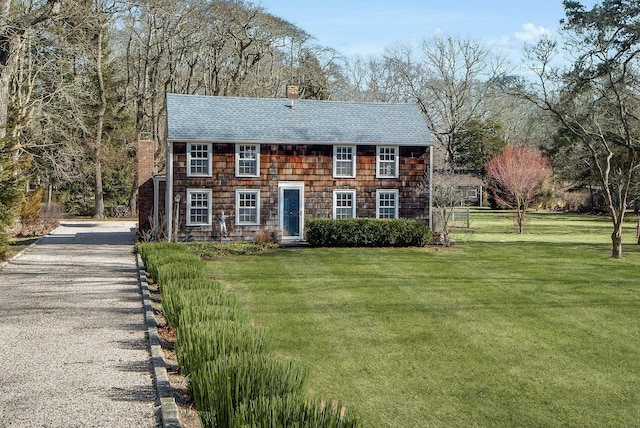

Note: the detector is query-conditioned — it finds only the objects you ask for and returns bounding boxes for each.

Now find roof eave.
[167,137,433,147]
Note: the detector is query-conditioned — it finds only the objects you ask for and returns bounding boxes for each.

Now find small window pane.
[189,144,210,176]
[377,191,397,219]
[334,191,355,219]
[378,147,397,177]
[188,191,211,225]
[237,191,259,224]
[334,146,355,177]
[237,145,258,176]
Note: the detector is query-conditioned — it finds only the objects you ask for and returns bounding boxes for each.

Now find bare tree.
[486,146,551,233]
[384,36,508,169]
[0,0,60,138]
[417,170,468,246]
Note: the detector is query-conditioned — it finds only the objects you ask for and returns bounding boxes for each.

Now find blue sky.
[256,1,597,61]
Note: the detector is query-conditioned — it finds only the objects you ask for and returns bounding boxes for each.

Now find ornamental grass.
[176,320,272,376]
[190,352,308,428]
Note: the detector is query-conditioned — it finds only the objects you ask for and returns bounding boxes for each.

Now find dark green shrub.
[191,353,308,428]
[305,218,429,247]
[185,241,279,259]
[176,321,272,375]
[231,395,362,428]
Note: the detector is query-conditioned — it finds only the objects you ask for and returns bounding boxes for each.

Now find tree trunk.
[611,212,624,258]
[93,25,106,219]
[611,227,622,259]
[94,156,104,218]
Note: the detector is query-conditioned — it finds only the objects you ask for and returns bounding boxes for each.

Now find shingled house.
[141,92,434,242]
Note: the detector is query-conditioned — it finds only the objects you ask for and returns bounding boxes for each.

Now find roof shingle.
[166,93,433,146]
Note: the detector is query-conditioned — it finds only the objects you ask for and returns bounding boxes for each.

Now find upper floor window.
[236,189,260,225]
[236,144,260,177]
[333,190,356,219]
[333,145,356,178]
[376,189,399,219]
[186,189,212,226]
[377,146,398,178]
[187,143,212,177]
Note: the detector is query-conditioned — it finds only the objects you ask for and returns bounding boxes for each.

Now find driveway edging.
[137,253,182,428]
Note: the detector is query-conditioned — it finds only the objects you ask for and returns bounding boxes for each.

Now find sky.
[255,0,597,62]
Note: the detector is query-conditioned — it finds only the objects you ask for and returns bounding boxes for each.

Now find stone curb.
[0,235,43,270]
[136,254,182,428]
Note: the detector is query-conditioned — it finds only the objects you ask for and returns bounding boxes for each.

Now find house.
[139,92,434,242]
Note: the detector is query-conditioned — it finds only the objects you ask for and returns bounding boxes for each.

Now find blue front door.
[282,188,300,237]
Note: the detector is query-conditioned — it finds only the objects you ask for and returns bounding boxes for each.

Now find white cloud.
[514,23,552,43]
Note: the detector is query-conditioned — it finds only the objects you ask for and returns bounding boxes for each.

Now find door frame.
[278,182,305,241]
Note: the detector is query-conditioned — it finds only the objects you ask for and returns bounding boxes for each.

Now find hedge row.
[305,218,430,247]
[136,242,361,428]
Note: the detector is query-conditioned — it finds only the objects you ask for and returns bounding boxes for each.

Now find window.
[333,145,356,178]
[186,189,212,226]
[236,190,260,225]
[377,146,398,178]
[187,143,212,177]
[376,190,399,219]
[333,190,356,219]
[236,144,260,177]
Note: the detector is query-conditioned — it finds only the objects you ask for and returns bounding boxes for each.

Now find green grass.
[205,212,640,427]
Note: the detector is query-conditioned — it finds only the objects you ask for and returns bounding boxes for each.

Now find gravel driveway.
[0,221,157,427]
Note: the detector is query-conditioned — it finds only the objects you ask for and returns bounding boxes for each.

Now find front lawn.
[205,212,640,427]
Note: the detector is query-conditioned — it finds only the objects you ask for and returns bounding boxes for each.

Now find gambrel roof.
[166,93,433,146]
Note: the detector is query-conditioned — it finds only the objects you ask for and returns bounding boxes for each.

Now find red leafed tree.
[486,146,551,233]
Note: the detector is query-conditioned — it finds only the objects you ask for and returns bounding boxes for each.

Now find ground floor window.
[236,190,260,225]
[333,190,356,219]
[186,189,212,226]
[376,189,399,219]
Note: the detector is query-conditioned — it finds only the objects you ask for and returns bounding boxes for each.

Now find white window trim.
[235,144,260,178]
[332,189,356,219]
[235,189,261,225]
[376,146,399,179]
[186,143,212,177]
[333,145,356,178]
[186,188,212,226]
[376,189,399,219]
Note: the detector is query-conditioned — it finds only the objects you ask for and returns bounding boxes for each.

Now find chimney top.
[286,85,299,100]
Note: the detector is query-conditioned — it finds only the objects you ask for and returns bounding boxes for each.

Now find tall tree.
[452,118,507,175]
[518,0,640,257]
[384,36,507,169]
[486,146,552,233]
[0,0,60,138]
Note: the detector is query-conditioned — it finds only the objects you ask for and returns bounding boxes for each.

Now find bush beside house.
[305,218,430,247]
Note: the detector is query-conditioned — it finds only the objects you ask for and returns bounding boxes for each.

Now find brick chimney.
[137,138,155,234]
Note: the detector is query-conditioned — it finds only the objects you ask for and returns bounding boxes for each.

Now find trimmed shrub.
[176,321,272,375]
[305,218,429,247]
[231,395,362,428]
[191,353,308,428]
